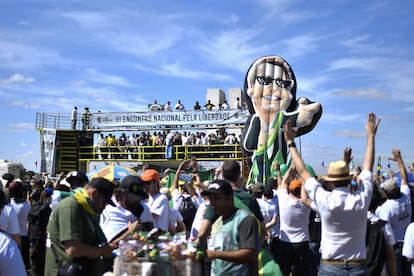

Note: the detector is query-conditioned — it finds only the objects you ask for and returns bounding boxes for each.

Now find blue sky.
[1,0,414,175]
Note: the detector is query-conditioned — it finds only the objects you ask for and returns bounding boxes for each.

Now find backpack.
[178,196,197,232]
[365,219,387,275]
[28,200,52,243]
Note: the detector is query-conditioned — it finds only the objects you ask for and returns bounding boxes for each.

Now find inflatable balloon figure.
[242,56,322,184]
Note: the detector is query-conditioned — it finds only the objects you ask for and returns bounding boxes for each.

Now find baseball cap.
[201,180,233,196]
[140,169,160,182]
[88,177,115,206]
[60,171,89,188]
[289,179,302,191]
[120,175,148,200]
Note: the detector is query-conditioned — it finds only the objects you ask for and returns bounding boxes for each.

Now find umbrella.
[89,164,136,181]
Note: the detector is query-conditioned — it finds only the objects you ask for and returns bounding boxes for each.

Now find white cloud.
[328,57,379,71]
[333,130,365,138]
[16,21,32,27]
[9,101,40,109]
[6,123,34,133]
[322,113,360,124]
[0,41,65,70]
[199,29,269,72]
[280,34,321,58]
[331,88,388,99]
[1,74,35,84]
[85,69,135,87]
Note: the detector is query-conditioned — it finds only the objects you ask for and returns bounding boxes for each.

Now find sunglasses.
[256,76,292,88]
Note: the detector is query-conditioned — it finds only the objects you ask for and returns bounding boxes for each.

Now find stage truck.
[35,106,249,178]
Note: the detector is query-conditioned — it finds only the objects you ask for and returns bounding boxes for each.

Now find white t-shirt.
[221,102,229,109]
[201,135,209,145]
[0,231,26,276]
[277,189,310,243]
[97,136,106,147]
[224,135,236,145]
[164,103,172,112]
[376,184,412,242]
[257,197,279,238]
[100,197,154,242]
[190,200,209,240]
[171,189,199,211]
[168,208,183,229]
[147,193,170,232]
[403,222,414,275]
[71,109,77,120]
[305,170,373,260]
[0,204,20,235]
[181,135,191,146]
[10,199,30,236]
[166,133,174,146]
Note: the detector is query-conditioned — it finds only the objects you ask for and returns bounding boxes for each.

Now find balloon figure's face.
[246,57,294,124]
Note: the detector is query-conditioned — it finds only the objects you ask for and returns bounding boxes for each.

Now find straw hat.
[320,160,353,181]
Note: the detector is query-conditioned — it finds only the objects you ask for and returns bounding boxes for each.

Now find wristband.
[288,142,296,148]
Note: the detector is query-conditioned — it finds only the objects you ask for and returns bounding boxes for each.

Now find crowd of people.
[2,113,414,275]
[95,129,240,160]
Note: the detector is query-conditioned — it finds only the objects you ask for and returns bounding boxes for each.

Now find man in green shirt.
[198,160,265,248]
[44,178,117,276]
[202,180,259,276]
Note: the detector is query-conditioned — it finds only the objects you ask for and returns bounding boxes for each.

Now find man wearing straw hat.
[284,113,380,275]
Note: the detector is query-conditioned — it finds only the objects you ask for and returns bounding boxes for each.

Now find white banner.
[91,109,249,129]
[40,128,56,174]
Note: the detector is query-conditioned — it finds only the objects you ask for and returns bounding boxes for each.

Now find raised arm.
[300,177,313,208]
[363,113,380,172]
[283,120,312,182]
[275,161,282,190]
[281,163,296,190]
[173,160,191,190]
[343,147,353,166]
[389,148,408,186]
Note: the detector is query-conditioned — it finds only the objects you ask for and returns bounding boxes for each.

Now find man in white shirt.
[285,113,380,275]
[0,190,20,246]
[277,169,310,276]
[234,97,241,109]
[141,169,169,233]
[251,183,278,260]
[376,148,411,275]
[181,131,191,146]
[96,133,107,159]
[165,131,175,159]
[0,230,26,276]
[220,100,229,109]
[100,175,154,274]
[128,133,138,159]
[171,160,199,237]
[164,101,172,112]
[100,175,154,243]
[403,222,414,275]
[175,100,185,111]
[71,106,77,130]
